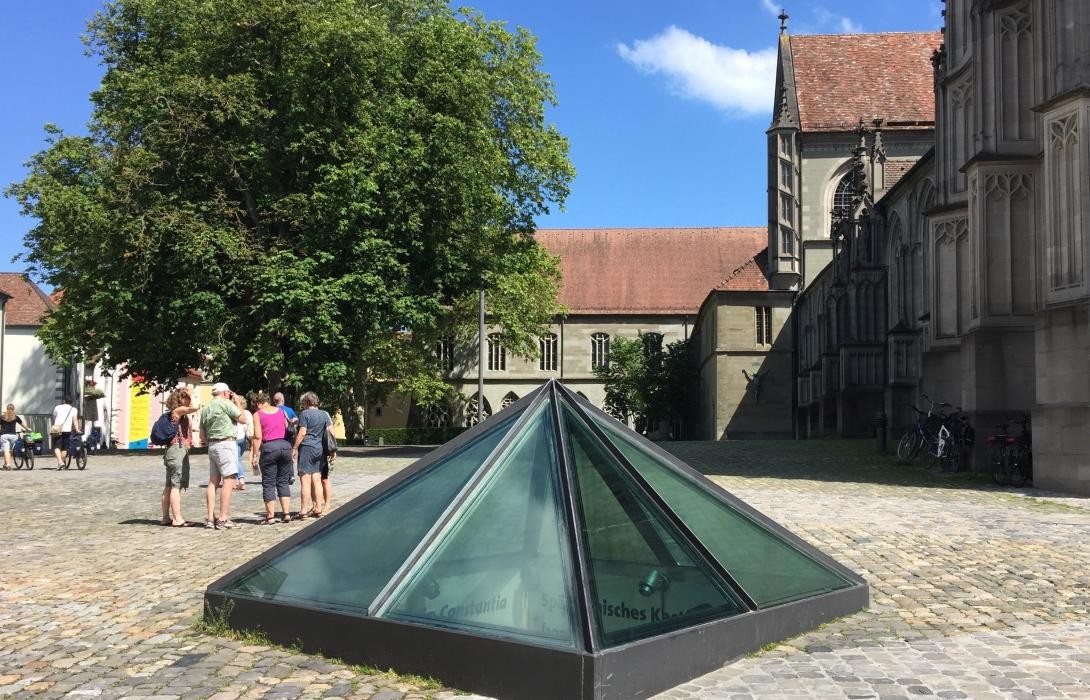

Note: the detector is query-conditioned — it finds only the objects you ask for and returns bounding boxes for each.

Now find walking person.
[159,387,200,526]
[51,395,80,470]
[1,404,26,470]
[274,391,298,485]
[292,391,331,518]
[319,402,337,514]
[250,392,293,523]
[233,393,252,491]
[200,382,249,529]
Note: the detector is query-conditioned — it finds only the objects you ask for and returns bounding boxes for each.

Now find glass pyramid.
[207,380,867,700]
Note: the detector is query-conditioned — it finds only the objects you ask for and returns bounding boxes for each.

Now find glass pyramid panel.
[589,412,852,608]
[382,401,580,649]
[224,411,521,613]
[561,402,745,647]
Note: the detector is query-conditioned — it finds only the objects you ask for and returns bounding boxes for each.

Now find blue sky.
[0,1,942,275]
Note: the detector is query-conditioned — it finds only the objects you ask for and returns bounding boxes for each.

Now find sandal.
[204,519,215,529]
[170,521,195,528]
[261,516,277,525]
[281,515,292,523]
[215,519,239,530]
[311,510,324,518]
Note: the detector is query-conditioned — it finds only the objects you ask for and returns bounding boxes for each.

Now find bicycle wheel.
[896,431,919,463]
[943,439,964,474]
[1008,445,1031,487]
[25,447,34,470]
[989,443,1009,485]
[76,446,88,471]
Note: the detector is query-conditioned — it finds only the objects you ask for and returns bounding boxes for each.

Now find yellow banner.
[128,383,151,448]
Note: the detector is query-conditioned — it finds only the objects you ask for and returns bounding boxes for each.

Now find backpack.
[151,412,179,446]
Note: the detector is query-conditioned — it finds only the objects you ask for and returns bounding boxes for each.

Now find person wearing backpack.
[157,387,200,526]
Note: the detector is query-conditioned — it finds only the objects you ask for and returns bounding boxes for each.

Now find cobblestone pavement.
[0,442,1088,699]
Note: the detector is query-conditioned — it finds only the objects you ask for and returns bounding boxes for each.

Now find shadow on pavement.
[660,439,999,491]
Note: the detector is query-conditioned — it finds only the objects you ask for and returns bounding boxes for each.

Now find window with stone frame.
[436,337,454,373]
[487,333,506,371]
[642,332,663,357]
[590,332,610,369]
[755,307,773,346]
[833,173,854,218]
[539,333,558,371]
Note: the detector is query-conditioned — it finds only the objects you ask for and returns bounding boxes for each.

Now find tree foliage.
[7,0,572,405]
[594,335,698,438]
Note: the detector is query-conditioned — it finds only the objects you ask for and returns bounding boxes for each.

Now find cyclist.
[51,395,81,470]
[1,403,27,470]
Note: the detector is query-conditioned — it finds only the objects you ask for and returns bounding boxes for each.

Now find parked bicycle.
[928,405,973,473]
[896,394,940,464]
[61,430,88,471]
[987,421,1015,485]
[1006,414,1032,487]
[13,428,39,470]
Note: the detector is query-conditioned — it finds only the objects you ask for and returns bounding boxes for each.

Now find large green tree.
[594,335,698,438]
[7,0,572,406]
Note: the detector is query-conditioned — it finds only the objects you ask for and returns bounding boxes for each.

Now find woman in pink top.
[250,392,294,523]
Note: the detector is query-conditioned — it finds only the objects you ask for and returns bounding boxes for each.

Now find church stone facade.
[746,0,1090,495]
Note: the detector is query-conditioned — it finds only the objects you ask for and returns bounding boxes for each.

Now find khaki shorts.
[164,444,190,489]
[207,440,238,479]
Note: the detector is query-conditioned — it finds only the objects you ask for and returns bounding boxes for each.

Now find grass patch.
[194,605,449,694]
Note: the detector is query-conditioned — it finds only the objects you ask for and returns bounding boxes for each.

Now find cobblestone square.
[1,441,1088,699]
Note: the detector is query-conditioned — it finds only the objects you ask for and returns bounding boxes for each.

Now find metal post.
[478,289,485,423]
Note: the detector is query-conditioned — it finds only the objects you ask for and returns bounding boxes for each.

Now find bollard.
[873,412,888,453]
[378,436,385,447]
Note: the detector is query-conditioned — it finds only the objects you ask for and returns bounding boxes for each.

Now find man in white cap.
[200,382,249,529]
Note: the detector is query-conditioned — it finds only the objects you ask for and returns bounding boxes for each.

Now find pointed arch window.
[539,333,558,371]
[487,333,506,371]
[833,173,855,216]
[642,332,663,357]
[590,333,610,370]
[436,337,454,373]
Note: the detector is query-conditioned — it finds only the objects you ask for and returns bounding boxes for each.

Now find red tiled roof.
[0,273,54,326]
[716,249,770,292]
[791,32,941,132]
[534,228,767,314]
[883,159,919,190]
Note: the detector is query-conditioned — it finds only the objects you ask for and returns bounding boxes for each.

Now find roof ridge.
[792,30,941,39]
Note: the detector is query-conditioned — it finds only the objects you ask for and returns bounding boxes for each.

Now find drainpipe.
[0,294,7,406]
[791,290,800,440]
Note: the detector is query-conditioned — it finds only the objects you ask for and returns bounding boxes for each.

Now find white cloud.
[617,26,777,116]
[760,0,780,15]
[840,17,863,33]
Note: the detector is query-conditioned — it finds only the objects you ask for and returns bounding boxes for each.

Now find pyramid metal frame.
[206,380,867,700]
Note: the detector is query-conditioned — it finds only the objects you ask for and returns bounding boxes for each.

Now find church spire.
[778,9,789,33]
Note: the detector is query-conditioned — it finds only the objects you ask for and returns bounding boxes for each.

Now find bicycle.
[1005,414,1032,487]
[926,403,971,473]
[62,430,88,471]
[895,394,940,463]
[12,429,37,470]
[987,421,1015,485]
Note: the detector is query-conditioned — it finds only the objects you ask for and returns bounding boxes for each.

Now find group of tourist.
[0,396,83,470]
[158,382,336,529]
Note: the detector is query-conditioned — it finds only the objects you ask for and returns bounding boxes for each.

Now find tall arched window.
[500,392,519,411]
[590,333,610,369]
[436,337,454,373]
[487,333,505,371]
[642,332,663,357]
[539,333,558,371]
[465,394,492,426]
[833,172,855,216]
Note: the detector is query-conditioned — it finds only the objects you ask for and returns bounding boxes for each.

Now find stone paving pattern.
[0,441,1087,699]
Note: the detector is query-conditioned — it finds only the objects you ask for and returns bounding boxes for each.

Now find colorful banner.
[128,383,150,449]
